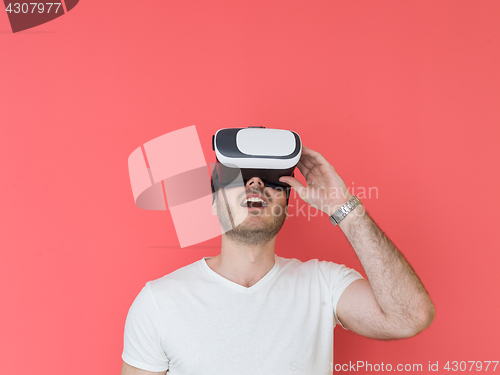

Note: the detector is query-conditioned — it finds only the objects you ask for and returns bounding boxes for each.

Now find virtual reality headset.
[211,126,302,202]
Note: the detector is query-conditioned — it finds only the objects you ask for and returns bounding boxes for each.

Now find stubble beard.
[216,197,287,247]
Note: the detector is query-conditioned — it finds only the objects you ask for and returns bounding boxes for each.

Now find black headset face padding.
[211,169,291,206]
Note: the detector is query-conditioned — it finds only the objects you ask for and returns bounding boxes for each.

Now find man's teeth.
[247,197,264,202]
[242,197,267,207]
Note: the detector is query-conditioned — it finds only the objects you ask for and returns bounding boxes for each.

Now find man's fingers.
[298,158,327,186]
[301,149,325,169]
[300,153,317,170]
[302,145,336,174]
[279,176,306,198]
[299,159,324,180]
[302,145,330,167]
[296,160,311,178]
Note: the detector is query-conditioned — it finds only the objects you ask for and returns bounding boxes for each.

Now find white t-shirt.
[122,254,364,374]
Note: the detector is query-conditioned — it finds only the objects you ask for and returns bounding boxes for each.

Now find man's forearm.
[338,205,435,333]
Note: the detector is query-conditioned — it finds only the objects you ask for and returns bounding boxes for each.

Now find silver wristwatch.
[329,196,362,226]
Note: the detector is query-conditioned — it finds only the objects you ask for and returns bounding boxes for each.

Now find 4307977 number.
[444,361,499,371]
[5,3,62,14]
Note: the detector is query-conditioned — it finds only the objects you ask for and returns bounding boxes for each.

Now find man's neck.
[206,236,276,288]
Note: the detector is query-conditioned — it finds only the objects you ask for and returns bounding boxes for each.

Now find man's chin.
[235,220,267,232]
[225,226,276,246]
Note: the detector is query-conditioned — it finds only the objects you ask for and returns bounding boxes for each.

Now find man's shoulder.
[276,254,341,266]
[276,255,360,287]
[276,255,344,274]
[147,258,205,290]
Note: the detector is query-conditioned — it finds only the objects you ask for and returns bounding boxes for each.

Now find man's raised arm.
[279,145,435,340]
[335,204,435,339]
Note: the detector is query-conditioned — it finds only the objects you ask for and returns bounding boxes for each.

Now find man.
[121,145,435,375]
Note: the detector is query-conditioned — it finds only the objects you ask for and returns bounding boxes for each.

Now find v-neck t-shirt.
[122,254,364,374]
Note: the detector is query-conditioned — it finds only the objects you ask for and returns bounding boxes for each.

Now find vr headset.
[211,126,302,204]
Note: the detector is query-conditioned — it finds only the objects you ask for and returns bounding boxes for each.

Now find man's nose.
[246,177,265,189]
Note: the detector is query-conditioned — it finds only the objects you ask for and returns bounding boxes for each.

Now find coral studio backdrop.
[1,1,499,374]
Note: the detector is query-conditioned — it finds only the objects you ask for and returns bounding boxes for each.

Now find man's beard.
[216,195,287,247]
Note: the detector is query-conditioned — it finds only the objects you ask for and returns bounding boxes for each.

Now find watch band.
[329,196,362,226]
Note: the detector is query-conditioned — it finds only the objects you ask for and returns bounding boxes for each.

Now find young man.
[121,145,435,375]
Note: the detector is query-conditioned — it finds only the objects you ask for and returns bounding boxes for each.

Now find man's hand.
[279,145,353,216]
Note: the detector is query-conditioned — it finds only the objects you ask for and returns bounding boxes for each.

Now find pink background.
[1,0,499,373]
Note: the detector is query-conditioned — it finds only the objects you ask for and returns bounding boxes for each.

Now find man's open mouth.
[240,195,268,208]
